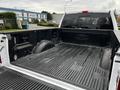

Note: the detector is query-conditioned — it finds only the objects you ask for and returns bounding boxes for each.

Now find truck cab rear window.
[61,13,113,30]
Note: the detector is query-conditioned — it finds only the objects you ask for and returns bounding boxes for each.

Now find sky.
[0,0,120,13]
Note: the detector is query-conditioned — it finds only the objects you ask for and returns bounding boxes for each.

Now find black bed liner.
[12,43,111,90]
[0,67,64,90]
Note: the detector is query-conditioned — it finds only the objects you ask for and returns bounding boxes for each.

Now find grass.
[38,22,58,27]
[119,27,120,30]
[37,20,58,27]
[0,29,23,33]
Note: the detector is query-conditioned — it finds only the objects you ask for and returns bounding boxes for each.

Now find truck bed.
[0,67,64,90]
[12,43,111,90]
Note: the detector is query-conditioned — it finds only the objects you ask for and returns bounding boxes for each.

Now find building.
[0,7,47,22]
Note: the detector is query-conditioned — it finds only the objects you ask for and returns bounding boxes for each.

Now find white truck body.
[0,10,120,90]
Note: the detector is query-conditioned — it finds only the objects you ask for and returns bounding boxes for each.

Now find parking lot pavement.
[28,25,58,29]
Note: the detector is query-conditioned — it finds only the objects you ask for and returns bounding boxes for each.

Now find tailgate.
[0,67,64,90]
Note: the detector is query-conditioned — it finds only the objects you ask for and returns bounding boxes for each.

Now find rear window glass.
[61,13,113,30]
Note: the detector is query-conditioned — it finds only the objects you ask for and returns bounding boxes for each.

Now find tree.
[41,11,52,21]
[117,16,120,23]
[0,12,18,29]
[0,12,16,19]
[52,12,56,14]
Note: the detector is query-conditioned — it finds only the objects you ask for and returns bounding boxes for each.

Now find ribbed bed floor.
[0,67,64,90]
[12,43,110,90]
